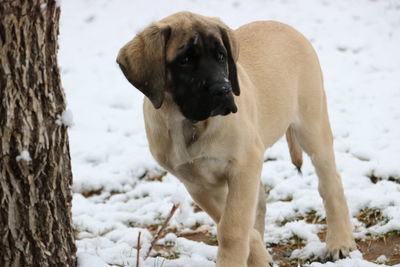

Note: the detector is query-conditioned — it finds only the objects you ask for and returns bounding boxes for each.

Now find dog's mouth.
[189,102,237,124]
[210,102,238,117]
[177,89,238,123]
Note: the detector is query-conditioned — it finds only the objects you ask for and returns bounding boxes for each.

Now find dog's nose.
[209,82,232,96]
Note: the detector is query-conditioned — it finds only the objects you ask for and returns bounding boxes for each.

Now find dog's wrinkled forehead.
[161,13,223,62]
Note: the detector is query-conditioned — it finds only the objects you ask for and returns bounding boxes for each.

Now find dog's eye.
[180,56,190,66]
[217,52,225,63]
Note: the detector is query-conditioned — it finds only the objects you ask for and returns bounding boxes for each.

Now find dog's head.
[117,12,240,122]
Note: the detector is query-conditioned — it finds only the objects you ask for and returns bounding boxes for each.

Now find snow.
[164,232,178,246]
[77,253,110,267]
[16,150,32,162]
[376,255,388,264]
[55,109,74,127]
[58,0,400,266]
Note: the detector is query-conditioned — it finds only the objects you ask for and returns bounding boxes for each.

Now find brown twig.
[136,231,142,267]
[145,203,180,259]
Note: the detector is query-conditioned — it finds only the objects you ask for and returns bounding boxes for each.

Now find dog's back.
[235,21,324,151]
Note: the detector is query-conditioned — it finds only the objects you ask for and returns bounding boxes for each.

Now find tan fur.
[117,23,170,108]
[286,126,303,170]
[117,12,356,266]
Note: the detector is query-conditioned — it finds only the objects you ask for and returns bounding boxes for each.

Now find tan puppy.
[117,11,356,267]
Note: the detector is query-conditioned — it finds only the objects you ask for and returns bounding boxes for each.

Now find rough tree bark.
[0,1,77,266]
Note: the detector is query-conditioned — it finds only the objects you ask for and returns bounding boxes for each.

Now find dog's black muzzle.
[209,82,238,117]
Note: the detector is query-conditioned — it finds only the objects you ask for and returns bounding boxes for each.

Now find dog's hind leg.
[292,90,356,261]
[185,185,227,224]
[248,184,272,267]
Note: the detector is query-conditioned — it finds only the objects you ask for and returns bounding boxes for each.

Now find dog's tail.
[286,126,303,173]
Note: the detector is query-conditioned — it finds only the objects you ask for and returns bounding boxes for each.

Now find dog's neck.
[159,95,215,168]
[182,119,209,146]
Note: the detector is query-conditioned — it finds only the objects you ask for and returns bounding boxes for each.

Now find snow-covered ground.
[59,0,400,266]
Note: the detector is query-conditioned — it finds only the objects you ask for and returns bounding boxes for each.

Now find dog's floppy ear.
[117,24,171,109]
[220,26,240,96]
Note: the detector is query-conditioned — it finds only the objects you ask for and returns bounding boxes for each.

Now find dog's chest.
[173,157,228,188]
[159,139,228,187]
[147,115,231,188]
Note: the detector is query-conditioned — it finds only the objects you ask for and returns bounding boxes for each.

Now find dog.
[117,11,356,267]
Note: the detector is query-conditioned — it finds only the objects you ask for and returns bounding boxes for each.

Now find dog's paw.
[324,242,357,262]
[247,247,274,267]
[266,252,274,267]
[323,230,357,262]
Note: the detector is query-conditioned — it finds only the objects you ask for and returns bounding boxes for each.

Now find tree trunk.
[0,1,77,266]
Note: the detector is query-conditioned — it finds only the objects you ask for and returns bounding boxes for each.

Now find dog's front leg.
[216,155,263,267]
